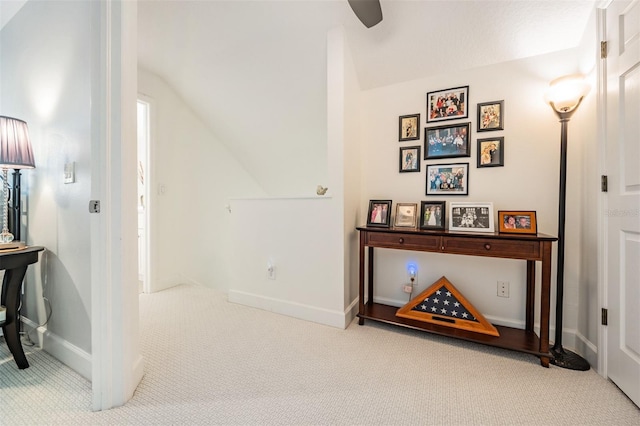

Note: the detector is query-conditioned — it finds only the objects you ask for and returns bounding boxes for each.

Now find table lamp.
[0,116,35,250]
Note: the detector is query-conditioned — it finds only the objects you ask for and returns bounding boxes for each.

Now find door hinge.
[601,41,608,59]
[601,175,608,192]
[601,308,608,326]
[89,200,101,213]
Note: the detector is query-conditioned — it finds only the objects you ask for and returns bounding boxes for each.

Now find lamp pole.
[548,103,591,371]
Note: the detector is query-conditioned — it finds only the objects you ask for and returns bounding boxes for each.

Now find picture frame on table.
[425,163,469,196]
[477,137,504,167]
[498,211,537,234]
[366,200,392,228]
[399,114,420,141]
[399,146,421,173]
[419,201,446,230]
[424,122,471,159]
[449,202,495,233]
[394,203,418,228]
[477,100,504,131]
[426,86,469,123]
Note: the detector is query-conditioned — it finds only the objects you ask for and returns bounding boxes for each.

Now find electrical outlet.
[497,281,509,298]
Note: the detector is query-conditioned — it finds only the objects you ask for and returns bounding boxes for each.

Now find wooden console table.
[357,227,556,367]
[0,246,45,369]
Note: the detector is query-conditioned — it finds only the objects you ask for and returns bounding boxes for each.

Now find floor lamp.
[0,116,35,250]
[545,75,591,371]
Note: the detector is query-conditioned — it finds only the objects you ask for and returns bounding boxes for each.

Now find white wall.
[228,27,357,328]
[137,68,266,293]
[338,30,362,308]
[0,0,94,377]
[358,49,589,335]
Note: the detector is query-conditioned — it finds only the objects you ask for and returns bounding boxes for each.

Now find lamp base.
[0,240,26,251]
[550,346,591,371]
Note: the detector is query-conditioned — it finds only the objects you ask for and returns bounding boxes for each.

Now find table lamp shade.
[0,116,35,169]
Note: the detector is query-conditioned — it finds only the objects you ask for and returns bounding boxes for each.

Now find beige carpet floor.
[1,283,639,425]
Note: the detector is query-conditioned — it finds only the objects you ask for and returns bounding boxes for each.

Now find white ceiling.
[5,0,598,194]
[137,0,596,194]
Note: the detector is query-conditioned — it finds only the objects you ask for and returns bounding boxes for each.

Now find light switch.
[64,162,75,184]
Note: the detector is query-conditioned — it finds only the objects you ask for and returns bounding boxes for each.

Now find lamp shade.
[0,116,35,169]
[544,74,590,114]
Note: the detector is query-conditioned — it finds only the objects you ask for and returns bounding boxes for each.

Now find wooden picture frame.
[396,276,499,336]
[394,203,418,228]
[367,200,392,228]
[477,137,504,167]
[498,211,537,234]
[477,100,504,131]
[424,122,471,159]
[425,163,469,196]
[419,201,446,230]
[399,114,420,141]
[449,202,494,233]
[399,146,421,173]
[426,86,469,123]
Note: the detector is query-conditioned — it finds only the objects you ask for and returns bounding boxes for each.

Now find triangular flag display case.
[396,276,499,337]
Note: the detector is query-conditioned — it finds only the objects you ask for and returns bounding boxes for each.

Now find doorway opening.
[137,98,150,293]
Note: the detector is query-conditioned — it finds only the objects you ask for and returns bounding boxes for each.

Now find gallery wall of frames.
[390,85,535,235]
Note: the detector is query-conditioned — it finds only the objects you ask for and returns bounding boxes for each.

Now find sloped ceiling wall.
[138,0,595,196]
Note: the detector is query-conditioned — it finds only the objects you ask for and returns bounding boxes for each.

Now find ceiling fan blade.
[348,0,383,28]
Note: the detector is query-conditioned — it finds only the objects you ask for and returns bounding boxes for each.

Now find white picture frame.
[449,202,495,233]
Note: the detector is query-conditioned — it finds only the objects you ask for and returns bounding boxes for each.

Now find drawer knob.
[484,243,491,250]
[398,238,404,244]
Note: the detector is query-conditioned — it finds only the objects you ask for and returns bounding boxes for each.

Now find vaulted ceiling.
[6,1,598,195]
[138,0,596,195]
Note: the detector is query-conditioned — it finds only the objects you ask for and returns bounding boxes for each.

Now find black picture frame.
[366,200,392,228]
[477,137,504,168]
[399,114,420,141]
[399,146,421,173]
[425,163,469,196]
[424,122,471,159]
[426,86,469,123]
[419,201,446,230]
[477,100,504,131]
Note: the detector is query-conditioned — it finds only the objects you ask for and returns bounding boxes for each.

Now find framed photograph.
[449,202,495,233]
[426,86,469,123]
[394,203,418,228]
[367,200,392,228]
[419,201,446,230]
[399,114,420,141]
[477,100,504,131]
[425,163,469,196]
[477,137,504,167]
[399,146,420,173]
[424,122,471,159]
[498,211,537,234]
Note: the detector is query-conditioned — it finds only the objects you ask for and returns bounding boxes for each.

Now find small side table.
[0,246,45,369]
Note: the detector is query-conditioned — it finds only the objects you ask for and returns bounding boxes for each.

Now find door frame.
[597,3,609,377]
[90,0,143,410]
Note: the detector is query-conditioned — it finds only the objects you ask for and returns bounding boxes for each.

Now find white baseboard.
[228,290,353,329]
[21,316,92,381]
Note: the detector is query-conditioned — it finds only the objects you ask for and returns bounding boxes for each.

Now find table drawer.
[366,232,441,251]
[442,237,540,259]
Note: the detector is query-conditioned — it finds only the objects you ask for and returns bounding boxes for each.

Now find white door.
[605,0,640,407]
